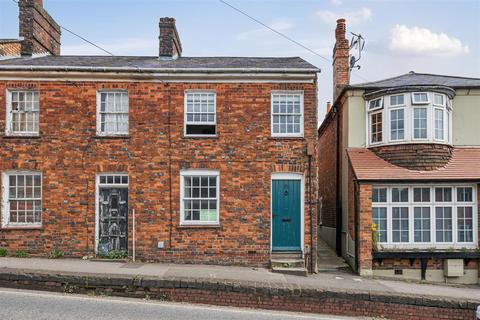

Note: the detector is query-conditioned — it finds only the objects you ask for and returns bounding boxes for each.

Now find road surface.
[0,287,367,320]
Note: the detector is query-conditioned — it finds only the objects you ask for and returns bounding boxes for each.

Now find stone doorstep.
[271,266,308,277]
[0,269,477,312]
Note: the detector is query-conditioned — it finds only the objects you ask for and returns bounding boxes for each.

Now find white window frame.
[271,91,304,138]
[412,106,428,140]
[180,169,220,226]
[5,90,40,136]
[184,90,217,138]
[433,93,446,107]
[371,184,477,250]
[1,170,42,228]
[96,91,129,136]
[368,97,383,111]
[389,107,405,142]
[411,92,430,105]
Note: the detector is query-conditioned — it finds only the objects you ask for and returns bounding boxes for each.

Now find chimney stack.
[332,18,350,101]
[18,0,61,56]
[159,17,182,60]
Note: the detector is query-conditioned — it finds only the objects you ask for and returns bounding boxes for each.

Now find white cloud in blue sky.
[390,25,469,57]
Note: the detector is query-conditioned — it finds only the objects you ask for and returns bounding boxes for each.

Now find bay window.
[371,185,477,249]
[366,92,452,146]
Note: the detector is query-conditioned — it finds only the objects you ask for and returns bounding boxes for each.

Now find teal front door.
[272,179,301,251]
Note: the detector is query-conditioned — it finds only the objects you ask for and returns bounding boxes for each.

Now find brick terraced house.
[0,0,320,273]
[319,19,480,283]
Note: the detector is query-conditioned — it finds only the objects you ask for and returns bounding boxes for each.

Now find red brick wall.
[0,80,318,267]
[357,183,373,274]
[317,113,337,229]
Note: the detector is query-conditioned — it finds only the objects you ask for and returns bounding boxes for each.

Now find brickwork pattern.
[0,80,318,268]
[371,143,453,171]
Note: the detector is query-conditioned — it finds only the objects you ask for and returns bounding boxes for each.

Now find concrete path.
[0,257,479,302]
[0,287,367,320]
[317,238,349,272]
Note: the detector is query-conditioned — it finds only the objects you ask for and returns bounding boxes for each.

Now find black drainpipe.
[308,153,314,273]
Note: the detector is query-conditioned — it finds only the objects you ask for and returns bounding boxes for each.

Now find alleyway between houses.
[0,257,478,302]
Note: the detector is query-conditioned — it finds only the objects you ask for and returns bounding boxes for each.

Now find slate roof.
[351,72,480,89]
[0,55,319,72]
[347,148,480,182]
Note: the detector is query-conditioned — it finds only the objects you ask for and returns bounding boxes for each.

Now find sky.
[1,0,479,120]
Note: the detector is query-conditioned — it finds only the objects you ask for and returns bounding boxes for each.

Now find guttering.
[0,65,320,74]
[363,85,456,100]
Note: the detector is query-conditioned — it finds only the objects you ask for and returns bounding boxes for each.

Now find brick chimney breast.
[332,18,350,102]
[18,0,61,56]
[159,17,182,60]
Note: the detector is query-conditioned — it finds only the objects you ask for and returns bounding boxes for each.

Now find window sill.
[183,135,218,139]
[1,225,43,230]
[269,136,305,141]
[177,224,221,229]
[95,135,130,140]
[2,135,41,139]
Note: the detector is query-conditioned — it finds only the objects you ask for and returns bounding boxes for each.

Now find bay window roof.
[347,148,480,182]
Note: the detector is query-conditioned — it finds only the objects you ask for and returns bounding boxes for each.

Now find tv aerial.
[349,32,365,70]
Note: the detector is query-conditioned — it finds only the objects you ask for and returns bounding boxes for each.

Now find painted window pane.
[414,207,431,242]
[413,187,430,202]
[392,207,409,242]
[272,93,303,135]
[372,207,387,243]
[370,112,382,143]
[435,109,444,140]
[434,94,444,106]
[185,92,216,136]
[182,174,218,223]
[413,108,427,139]
[457,206,473,242]
[457,187,473,202]
[392,188,408,202]
[98,92,129,135]
[435,187,452,202]
[6,173,42,225]
[390,94,404,106]
[412,92,429,103]
[8,91,39,135]
[435,207,453,242]
[390,109,405,140]
[372,188,387,203]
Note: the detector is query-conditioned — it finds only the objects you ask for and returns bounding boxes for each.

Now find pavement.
[0,287,368,320]
[0,257,479,302]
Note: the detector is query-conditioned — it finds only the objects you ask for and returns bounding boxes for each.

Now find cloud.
[315,8,372,25]
[389,25,469,56]
[331,0,343,5]
[237,20,293,41]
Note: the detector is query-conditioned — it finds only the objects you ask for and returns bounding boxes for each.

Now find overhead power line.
[10,0,114,56]
[218,0,369,82]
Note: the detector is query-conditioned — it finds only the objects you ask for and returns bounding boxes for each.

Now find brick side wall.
[358,183,373,275]
[0,80,318,268]
[371,143,453,171]
[317,114,337,229]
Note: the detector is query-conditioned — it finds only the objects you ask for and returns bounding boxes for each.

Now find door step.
[270,252,307,277]
[271,266,308,277]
